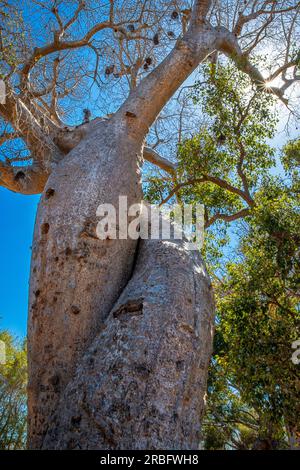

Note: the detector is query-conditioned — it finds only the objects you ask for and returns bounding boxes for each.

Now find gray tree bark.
[25,6,221,448]
[27,116,215,449]
[42,235,214,450]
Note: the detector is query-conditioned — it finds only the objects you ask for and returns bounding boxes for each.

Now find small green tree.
[206,174,300,449]
[0,330,27,450]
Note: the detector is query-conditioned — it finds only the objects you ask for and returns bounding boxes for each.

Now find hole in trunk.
[71,305,80,315]
[45,188,55,199]
[112,298,144,318]
[14,171,26,181]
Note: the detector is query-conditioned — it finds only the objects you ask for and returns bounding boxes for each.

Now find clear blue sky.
[0,188,39,338]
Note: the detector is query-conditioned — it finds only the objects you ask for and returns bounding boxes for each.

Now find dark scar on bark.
[71,305,80,315]
[49,374,60,393]
[125,111,137,118]
[14,171,26,181]
[41,222,50,235]
[112,298,144,318]
[65,247,72,256]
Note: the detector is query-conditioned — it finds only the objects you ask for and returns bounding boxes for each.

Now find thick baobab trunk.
[27,119,143,448]
[23,18,218,449]
[27,117,215,449]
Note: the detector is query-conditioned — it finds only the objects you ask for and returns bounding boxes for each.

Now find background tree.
[145,63,300,450]
[0,0,299,450]
[0,329,27,450]
[145,61,278,224]
[204,174,300,449]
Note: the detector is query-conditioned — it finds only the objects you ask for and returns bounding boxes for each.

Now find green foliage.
[144,175,174,204]
[203,358,261,449]
[146,61,278,232]
[180,62,277,174]
[144,63,300,448]
[144,64,300,450]
[0,330,27,450]
[282,138,300,190]
[204,162,300,449]
[177,62,277,220]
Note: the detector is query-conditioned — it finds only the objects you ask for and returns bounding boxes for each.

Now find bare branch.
[234,1,300,36]
[0,131,20,145]
[20,21,112,88]
[0,84,63,166]
[143,146,177,174]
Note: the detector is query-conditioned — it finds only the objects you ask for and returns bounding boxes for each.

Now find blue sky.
[0,189,39,338]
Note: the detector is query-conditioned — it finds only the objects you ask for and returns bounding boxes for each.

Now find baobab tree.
[0,0,299,450]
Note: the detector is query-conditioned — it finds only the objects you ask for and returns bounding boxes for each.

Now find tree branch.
[0,160,50,194]
[158,174,254,208]
[0,84,63,166]
[113,21,219,137]
[234,1,300,37]
[205,208,252,228]
[191,0,213,24]
[143,146,177,174]
[215,28,291,104]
